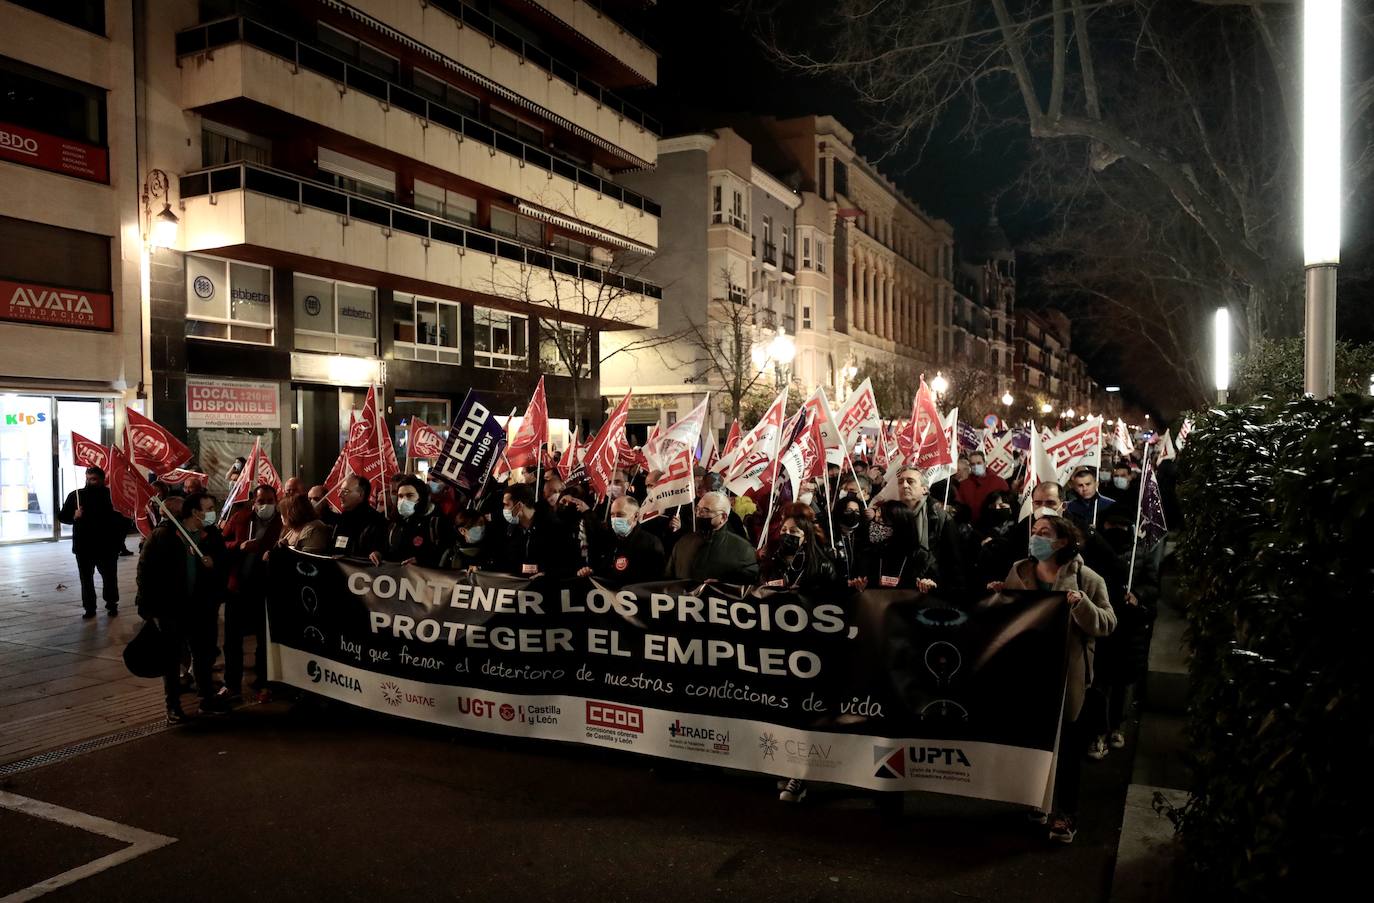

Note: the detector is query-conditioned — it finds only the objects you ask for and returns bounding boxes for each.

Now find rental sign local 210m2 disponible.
[267,553,1075,809]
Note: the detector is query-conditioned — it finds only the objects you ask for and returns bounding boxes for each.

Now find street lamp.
[1214,307,1231,404]
[1303,0,1341,397]
[754,326,795,390]
[142,169,179,249]
[1040,402,1053,415]
[1001,391,1014,407]
[931,371,949,397]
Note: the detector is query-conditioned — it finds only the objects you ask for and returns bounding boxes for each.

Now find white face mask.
[254,503,276,520]
[1034,506,1059,519]
[200,510,217,528]
[798,491,815,506]
[397,498,417,518]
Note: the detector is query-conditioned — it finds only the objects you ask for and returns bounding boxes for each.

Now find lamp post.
[754,326,796,391]
[141,169,179,249]
[1214,307,1231,404]
[1303,0,1341,397]
[930,371,949,399]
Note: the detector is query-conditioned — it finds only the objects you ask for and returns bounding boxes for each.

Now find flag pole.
[1126,446,1153,596]
[756,394,788,550]
[156,497,206,560]
[404,420,413,478]
[822,464,835,550]
[373,385,390,518]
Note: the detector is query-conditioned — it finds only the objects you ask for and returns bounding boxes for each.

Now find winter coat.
[58,485,125,557]
[665,527,760,584]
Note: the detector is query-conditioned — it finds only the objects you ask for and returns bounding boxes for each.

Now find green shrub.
[1172,394,1374,899]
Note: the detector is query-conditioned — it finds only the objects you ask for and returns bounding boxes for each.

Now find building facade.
[0,0,140,543]
[144,0,662,494]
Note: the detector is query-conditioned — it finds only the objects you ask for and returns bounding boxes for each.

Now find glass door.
[55,398,104,538]
[0,395,56,543]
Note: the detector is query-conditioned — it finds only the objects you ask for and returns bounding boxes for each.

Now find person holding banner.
[135,494,230,722]
[892,467,966,594]
[579,496,665,586]
[987,515,1116,844]
[58,466,126,619]
[332,475,386,560]
[973,491,1022,587]
[493,484,579,578]
[276,494,330,555]
[759,506,838,592]
[831,493,869,587]
[665,492,759,584]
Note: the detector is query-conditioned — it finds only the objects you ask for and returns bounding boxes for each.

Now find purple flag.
[1011,427,1032,451]
[957,420,980,453]
[1139,461,1168,546]
[432,390,507,498]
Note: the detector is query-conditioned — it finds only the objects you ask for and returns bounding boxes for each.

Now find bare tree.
[672,267,779,422]
[747,0,1374,349]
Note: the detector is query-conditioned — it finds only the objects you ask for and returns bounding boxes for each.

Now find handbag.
[123,618,171,678]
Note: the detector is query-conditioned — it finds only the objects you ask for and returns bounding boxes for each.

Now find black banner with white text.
[267,553,1070,807]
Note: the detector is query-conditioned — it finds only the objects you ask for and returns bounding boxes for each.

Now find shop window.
[201,121,270,167]
[414,179,477,226]
[393,396,452,470]
[185,254,274,345]
[473,306,528,371]
[293,274,377,356]
[317,147,394,203]
[393,292,460,364]
[539,323,590,378]
[490,107,544,146]
[0,54,106,147]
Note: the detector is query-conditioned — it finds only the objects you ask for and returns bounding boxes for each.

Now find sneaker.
[199,695,231,716]
[1087,736,1109,760]
[166,707,189,724]
[779,778,808,803]
[1048,814,1077,844]
[1109,730,1126,749]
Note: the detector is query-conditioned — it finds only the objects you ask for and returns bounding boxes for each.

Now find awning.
[516,202,655,255]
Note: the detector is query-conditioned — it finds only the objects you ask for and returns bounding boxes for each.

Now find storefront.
[0,393,114,544]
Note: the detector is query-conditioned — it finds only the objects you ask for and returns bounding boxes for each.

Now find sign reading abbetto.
[0,279,114,332]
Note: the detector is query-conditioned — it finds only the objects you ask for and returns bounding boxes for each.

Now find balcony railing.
[762,242,777,267]
[418,0,659,135]
[782,250,796,273]
[178,161,662,300]
[174,18,661,218]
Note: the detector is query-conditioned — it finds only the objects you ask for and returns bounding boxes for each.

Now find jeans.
[223,590,266,693]
[76,554,119,612]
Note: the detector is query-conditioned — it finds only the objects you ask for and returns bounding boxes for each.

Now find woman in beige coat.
[988,514,1116,845]
[276,494,331,555]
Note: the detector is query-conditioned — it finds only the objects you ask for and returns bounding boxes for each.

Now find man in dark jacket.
[665,492,760,584]
[581,496,665,585]
[222,483,282,701]
[893,467,967,596]
[135,494,229,721]
[58,466,126,618]
[487,483,579,578]
[331,475,386,559]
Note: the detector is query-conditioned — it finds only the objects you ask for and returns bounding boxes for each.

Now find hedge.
[1171,394,1374,898]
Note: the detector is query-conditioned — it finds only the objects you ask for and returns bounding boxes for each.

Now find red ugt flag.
[71,431,111,471]
[583,391,632,499]
[408,417,445,458]
[124,408,191,475]
[912,377,952,470]
[107,444,158,537]
[505,377,548,470]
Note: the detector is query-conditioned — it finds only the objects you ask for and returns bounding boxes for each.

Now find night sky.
[628,0,1373,421]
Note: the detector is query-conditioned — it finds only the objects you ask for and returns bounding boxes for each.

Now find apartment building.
[953,216,1017,395]
[146,0,661,490]
[0,0,139,543]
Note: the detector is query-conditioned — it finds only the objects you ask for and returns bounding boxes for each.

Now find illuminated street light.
[1040,402,1053,415]
[1303,0,1341,396]
[1215,307,1231,404]
[1001,391,1014,407]
[931,371,949,396]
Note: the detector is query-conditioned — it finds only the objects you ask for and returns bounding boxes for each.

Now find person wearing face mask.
[760,507,837,592]
[492,483,578,578]
[1026,481,1127,609]
[579,496,664,585]
[332,475,386,560]
[664,492,760,584]
[859,500,940,592]
[986,515,1116,844]
[974,490,1022,586]
[58,465,127,619]
[1107,463,1139,513]
[135,494,231,721]
[376,476,453,567]
[223,484,283,703]
[955,451,1011,526]
[831,493,869,587]
[450,509,492,570]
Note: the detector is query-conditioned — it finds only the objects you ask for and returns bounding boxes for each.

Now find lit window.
[393,292,460,364]
[473,306,528,370]
[540,323,590,377]
[293,273,377,356]
[185,254,274,345]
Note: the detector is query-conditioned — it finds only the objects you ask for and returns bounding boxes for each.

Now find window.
[473,307,528,370]
[550,234,592,261]
[762,215,773,248]
[411,69,479,117]
[802,303,813,330]
[184,254,273,345]
[818,157,828,199]
[782,227,791,256]
[832,160,848,198]
[802,236,812,268]
[783,287,797,334]
[711,185,722,223]
[490,208,543,245]
[731,190,746,230]
[0,55,106,147]
[490,108,544,146]
[540,323,590,378]
[816,240,827,273]
[318,147,394,203]
[293,274,377,356]
[201,121,270,167]
[414,179,476,225]
[9,0,104,34]
[317,23,398,80]
[393,292,460,364]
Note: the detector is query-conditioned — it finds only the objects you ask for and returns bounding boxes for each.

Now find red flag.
[107,444,158,537]
[557,426,580,482]
[71,431,111,471]
[408,417,445,458]
[583,392,632,498]
[721,420,742,456]
[124,408,191,475]
[221,438,280,517]
[912,378,952,470]
[722,389,788,495]
[323,414,357,513]
[159,468,208,485]
[505,377,548,470]
[346,387,400,491]
[780,412,827,498]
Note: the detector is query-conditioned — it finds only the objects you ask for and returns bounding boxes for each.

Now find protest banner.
[268,554,1071,808]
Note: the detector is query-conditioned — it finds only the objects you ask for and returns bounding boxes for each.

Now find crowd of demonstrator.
[58,444,1171,845]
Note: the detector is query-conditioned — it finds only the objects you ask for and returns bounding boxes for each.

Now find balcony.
[325,0,658,165]
[175,19,659,249]
[177,162,660,329]
[782,250,796,274]
[505,0,657,86]
[762,242,777,268]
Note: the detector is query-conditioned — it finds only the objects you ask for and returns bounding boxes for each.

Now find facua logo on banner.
[585,701,643,746]
[873,745,973,779]
[306,660,362,693]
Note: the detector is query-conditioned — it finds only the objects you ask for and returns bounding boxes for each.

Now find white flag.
[1019,427,1059,519]
[982,429,1016,479]
[834,378,881,451]
[663,395,710,452]
[1045,416,1104,483]
[1156,429,1177,463]
[641,444,695,521]
[1113,420,1134,457]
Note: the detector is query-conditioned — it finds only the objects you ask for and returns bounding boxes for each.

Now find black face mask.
[778,533,802,556]
[985,508,1014,527]
[838,510,862,530]
[696,516,716,534]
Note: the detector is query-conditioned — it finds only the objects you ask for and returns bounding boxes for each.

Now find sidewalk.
[0,541,167,766]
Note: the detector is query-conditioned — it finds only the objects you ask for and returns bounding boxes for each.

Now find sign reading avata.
[1,279,113,331]
[0,121,109,182]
